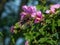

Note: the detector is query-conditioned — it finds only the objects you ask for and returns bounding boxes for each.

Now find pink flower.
[34,11,43,23]
[46,9,55,14]
[31,13,36,18]
[10,26,14,33]
[36,11,42,18]
[20,12,27,20]
[28,6,37,13]
[45,10,50,14]
[50,4,60,13]
[22,5,37,14]
[51,4,60,9]
[25,41,29,45]
[34,17,40,23]
[21,5,43,23]
[22,5,28,12]
[46,4,60,14]
[50,8,55,13]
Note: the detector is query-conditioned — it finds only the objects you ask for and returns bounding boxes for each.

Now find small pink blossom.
[34,11,43,23]
[50,4,60,13]
[36,11,42,18]
[22,5,28,12]
[50,8,55,13]
[46,4,60,14]
[45,10,50,14]
[31,11,42,18]
[31,13,36,18]
[25,41,29,45]
[51,4,60,9]
[22,5,37,14]
[20,12,27,20]
[28,6,37,13]
[10,26,14,33]
[34,17,40,23]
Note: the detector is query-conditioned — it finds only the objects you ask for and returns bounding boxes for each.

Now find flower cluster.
[20,5,43,23]
[46,4,60,14]
[9,4,60,45]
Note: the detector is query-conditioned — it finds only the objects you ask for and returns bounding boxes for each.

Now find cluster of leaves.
[12,4,60,45]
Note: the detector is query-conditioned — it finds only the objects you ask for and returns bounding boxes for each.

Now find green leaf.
[46,19,51,24]
[14,22,20,28]
[36,5,41,10]
[39,25,46,35]
[57,19,60,26]
[47,40,57,45]
[38,38,48,43]
[0,32,3,36]
[52,19,55,32]
[31,25,35,30]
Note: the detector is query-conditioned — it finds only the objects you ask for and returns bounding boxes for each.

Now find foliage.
[0,0,60,45]
[10,3,60,45]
